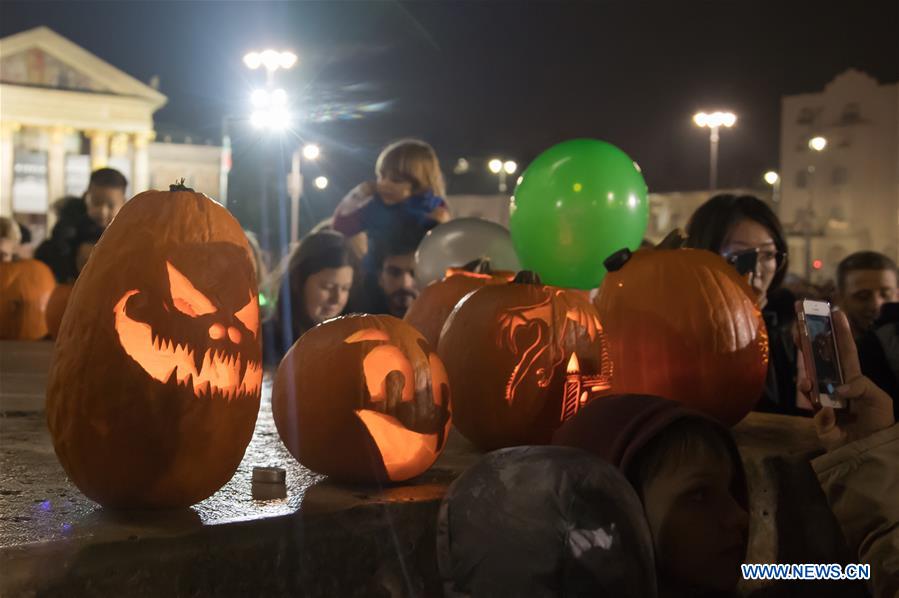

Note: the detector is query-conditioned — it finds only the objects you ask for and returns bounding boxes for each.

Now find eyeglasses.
[721,248,787,276]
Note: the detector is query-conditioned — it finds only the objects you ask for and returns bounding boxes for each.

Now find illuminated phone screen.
[806,314,840,393]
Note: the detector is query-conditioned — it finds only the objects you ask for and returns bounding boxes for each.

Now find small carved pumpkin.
[438,272,611,450]
[46,182,263,508]
[0,259,56,340]
[404,258,515,347]
[594,248,768,425]
[46,283,73,340]
[273,314,451,483]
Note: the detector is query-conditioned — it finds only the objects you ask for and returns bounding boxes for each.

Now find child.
[332,139,449,276]
[553,394,750,596]
[0,216,22,262]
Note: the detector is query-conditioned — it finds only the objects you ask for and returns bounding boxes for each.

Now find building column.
[47,126,67,207]
[87,130,109,170]
[131,131,153,194]
[0,122,20,217]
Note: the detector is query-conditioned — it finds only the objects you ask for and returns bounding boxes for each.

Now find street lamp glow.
[243,52,262,69]
[453,158,470,174]
[764,171,779,185]
[269,109,291,130]
[271,88,288,107]
[694,111,736,129]
[250,110,269,129]
[693,112,708,127]
[251,89,269,108]
[302,144,321,160]
[279,51,298,69]
[488,158,503,174]
[260,49,281,71]
[503,160,518,175]
[809,136,827,151]
[314,176,329,190]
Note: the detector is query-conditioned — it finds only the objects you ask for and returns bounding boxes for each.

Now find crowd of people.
[2,137,898,596]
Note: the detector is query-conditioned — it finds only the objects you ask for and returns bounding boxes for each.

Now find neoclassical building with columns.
[0,26,223,242]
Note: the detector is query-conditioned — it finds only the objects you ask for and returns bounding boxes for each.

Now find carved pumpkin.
[404,258,515,347]
[438,272,611,450]
[0,259,56,340]
[46,283,73,340]
[594,248,768,425]
[273,314,451,483]
[46,182,263,508]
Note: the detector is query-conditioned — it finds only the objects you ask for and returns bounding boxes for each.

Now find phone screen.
[805,313,841,394]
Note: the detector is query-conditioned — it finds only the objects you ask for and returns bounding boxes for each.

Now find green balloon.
[510,139,649,289]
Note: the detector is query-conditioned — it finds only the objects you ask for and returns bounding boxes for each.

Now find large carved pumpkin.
[46,283,73,340]
[46,183,263,508]
[404,258,514,347]
[594,248,768,425]
[273,314,451,483]
[438,272,611,450]
[0,259,56,340]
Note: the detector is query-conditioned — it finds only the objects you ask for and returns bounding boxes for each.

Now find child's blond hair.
[375,139,445,198]
[0,217,22,244]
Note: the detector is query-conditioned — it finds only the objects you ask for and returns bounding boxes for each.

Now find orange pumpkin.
[46,182,262,508]
[45,283,73,340]
[594,248,768,425]
[404,258,515,347]
[438,272,611,450]
[273,314,451,483]
[0,259,56,340]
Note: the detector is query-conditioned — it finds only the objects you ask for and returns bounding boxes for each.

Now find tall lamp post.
[488,158,518,193]
[764,170,780,214]
[693,111,736,190]
[805,136,827,280]
[286,143,321,245]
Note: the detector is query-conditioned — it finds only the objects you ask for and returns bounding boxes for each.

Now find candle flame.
[567,353,580,374]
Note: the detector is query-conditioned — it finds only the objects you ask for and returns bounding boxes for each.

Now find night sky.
[2,1,897,232]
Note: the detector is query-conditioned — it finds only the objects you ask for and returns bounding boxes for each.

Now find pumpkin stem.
[512,270,542,285]
[169,178,195,192]
[655,228,687,250]
[461,257,493,274]
[604,248,632,272]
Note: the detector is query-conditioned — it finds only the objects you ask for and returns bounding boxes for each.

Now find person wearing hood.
[436,445,657,598]
[553,394,750,597]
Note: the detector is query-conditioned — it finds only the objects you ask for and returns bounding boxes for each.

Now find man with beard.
[350,222,426,318]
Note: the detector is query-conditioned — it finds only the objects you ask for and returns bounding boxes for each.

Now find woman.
[686,194,801,415]
[263,230,354,367]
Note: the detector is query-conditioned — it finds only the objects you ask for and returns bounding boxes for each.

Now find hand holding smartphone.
[795,299,846,410]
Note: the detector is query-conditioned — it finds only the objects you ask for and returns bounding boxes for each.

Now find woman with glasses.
[686,194,802,415]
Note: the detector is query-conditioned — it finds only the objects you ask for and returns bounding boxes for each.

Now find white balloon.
[415,218,521,287]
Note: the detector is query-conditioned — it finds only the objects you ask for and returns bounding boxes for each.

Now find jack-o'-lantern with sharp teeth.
[272,314,451,483]
[46,182,263,508]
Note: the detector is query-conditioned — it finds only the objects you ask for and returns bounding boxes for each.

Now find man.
[35,168,127,282]
[835,251,898,339]
[350,223,426,318]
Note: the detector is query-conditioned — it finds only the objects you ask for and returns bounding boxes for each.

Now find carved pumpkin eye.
[167,262,216,317]
[234,292,259,337]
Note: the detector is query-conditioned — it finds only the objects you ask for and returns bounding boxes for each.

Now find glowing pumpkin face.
[114,258,262,400]
[47,183,262,508]
[273,314,451,483]
[438,272,612,451]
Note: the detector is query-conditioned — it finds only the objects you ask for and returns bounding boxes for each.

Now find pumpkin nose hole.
[209,323,225,340]
[228,327,242,344]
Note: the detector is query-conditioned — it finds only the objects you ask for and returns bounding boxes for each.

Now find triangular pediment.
[0,26,166,108]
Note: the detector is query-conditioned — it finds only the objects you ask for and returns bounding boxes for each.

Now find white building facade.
[779,69,899,282]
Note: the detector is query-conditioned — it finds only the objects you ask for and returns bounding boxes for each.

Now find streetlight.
[286,143,323,245]
[693,110,737,190]
[302,143,321,161]
[488,158,516,193]
[764,170,781,212]
[314,176,329,190]
[804,136,827,280]
[243,49,298,84]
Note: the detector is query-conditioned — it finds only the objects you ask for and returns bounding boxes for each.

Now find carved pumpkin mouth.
[114,290,262,400]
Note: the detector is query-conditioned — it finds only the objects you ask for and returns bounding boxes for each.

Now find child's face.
[376,174,413,205]
[641,449,748,592]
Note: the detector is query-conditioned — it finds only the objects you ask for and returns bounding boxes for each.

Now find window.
[795,169,808,189]
[841,103,861,124]
[832,166,848,185]
[797,107,816,125]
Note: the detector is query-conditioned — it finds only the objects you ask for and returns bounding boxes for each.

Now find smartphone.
[795,299,846,410]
